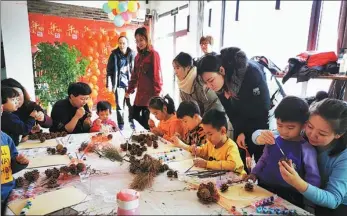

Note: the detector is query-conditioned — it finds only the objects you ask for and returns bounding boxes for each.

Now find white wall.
[1,1,35,99]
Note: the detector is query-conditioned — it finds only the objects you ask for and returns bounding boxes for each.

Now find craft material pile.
[28,131,68,143]
[197,182,220,204]
[47,144,67,155]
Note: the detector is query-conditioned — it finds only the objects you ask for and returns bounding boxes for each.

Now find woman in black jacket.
[197,47,271,168]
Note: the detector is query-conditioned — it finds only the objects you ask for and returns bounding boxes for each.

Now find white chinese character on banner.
[72,34,78,40]
[37,32,43,37]
[55,33,60,38]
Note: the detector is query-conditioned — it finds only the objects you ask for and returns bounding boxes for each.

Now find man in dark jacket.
[106,36,135,130]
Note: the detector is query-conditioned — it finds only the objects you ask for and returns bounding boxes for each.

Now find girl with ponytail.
[148,94,186,141]
[279,98,347,216]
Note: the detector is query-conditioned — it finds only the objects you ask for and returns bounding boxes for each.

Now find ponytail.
[149,94,175,114]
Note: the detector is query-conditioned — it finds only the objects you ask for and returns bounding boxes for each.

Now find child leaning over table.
[176,100,206,146]
[90,101,119,132]
[172,109,246,176]
[1,131,29,216]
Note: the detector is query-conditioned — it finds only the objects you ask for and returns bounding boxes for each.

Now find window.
[203,0,223,51]
[176,7,189,32]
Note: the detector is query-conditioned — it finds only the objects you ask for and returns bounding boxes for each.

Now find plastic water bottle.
[339,53,347,75]
[117,189,140,215]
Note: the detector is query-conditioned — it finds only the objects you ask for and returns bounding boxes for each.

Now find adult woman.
[279,99,347,216]
[173,52,223,115]
[1,78,52,132]
[125,27,162,129]
[197,47,271,166]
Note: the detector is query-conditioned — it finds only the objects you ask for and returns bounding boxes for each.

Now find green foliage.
[34,42,89,107]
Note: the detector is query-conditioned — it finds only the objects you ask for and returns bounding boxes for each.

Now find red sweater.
[127,48,162,106]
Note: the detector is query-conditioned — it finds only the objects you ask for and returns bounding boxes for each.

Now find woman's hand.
[278,160,308,193]
[257,130,275,145]
[245,173,257,183]
[236,133,247,148]
[35,111,45,122]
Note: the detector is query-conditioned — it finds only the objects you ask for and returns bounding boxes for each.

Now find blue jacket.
[1,132,27,201]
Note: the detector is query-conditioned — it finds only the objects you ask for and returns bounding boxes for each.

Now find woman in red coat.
[125,27,162,129]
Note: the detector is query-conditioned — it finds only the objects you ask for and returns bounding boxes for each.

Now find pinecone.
[45,169,53,178]
[32,125,40,131]
[197,188,212,203]
[50,133,57,139]
[129,165,138,174]
[130,149,136,155]
[173,171,178,178]
[32,169,40,181]
[136,150,143,157]
[129,155,136,162]
[51,148,56,155]
[76,163,85,173]
[47,178,58,188]
[167,170,174,178]
[56,144,64,151]
[107,134,113,140]
[207,182,215,191]
[40,136,46,143]
[153,142,159,149]
[52,168,60,179]
[245,182,254,192]
[61,131,68,137]
[47,147,53,153]
[279,156,290,163]
[69,164,78,175]
[16,177,26,188]
[56,132,62,137]
[24,171,36,182]
[220,183,229,193]
[59,166,69,174]
[59,147,67,155]
[146,140,152,147]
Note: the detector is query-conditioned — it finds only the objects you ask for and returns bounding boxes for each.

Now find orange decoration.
[112,9,118,16]
[87,56,93,62]
[90,40,98,48]
[93,59,99,65]
[90,62,98,71]
[93,52,100,60]
[91,89,98,99]
[94,85,99,91]
[94,69,101,76]
[120,32,127,37]
[87,46,94,56]
[90,75,98,84]
[99,42,106,51]
[84,31,94,39]
[103,34,109,42]
[88,83,94,90]
[95,32,103,42]
[110,37,118,47]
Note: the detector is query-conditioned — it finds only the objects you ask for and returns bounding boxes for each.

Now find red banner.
[29,13,143,107]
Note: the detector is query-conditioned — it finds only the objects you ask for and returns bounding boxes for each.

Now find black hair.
[1,78,30,103]
[275,96,309,124]
[197,54,222,77]
[149,94,175,114]
[1,87,19,104]
[176,101,201,119]
[173,52,193,68]
[310,98,347,156]
[202,109,228,131]
[68,82,92,97]
[96,101,112,113]
[315,91,329,102]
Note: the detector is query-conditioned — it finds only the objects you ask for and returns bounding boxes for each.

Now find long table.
[5,127,312,215]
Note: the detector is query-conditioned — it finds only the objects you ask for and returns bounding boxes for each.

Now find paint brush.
[275,139,286,157]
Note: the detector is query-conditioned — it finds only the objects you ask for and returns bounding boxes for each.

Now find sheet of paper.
[17,139,58,150]
[8,187,87,215]
[168,159,205,173]
[27,155,70,168]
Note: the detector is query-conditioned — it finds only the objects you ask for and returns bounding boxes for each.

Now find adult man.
[50,82,92,133]
[106,36,136,130]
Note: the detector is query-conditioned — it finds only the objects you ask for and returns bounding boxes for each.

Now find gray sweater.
[180,79,224,116]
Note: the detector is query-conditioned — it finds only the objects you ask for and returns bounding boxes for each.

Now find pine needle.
[100,146,123,162]
[130,172,155,191]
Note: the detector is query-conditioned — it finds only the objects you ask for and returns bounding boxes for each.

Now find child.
[249,96,321,208]
[172,109,246,175]
[148,94,186,141]
[90,101,119,132]
[1,130,29,215]
[1,87,37,146]
[176,101,206,146]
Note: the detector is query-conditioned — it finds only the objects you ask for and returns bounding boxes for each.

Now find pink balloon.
[121,12,132,22]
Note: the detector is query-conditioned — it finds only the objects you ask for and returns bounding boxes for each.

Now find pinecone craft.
[50,133,57,139]
[167,170,174,178]
[24,170,39,182]
[197,188,211,203]
[47,178,58,188]
[40,136,46,143]
[32,169,40,181]
[45,169,53,178]
[173,171,178,178]
[107,134,113,140]
[56,144,64,151]
[245,182,254,192]
[279,156,290,163]
[136,150,143,157]
[76,163,85,173]
[220,183,229,192]
[51,148,56,155]
[16,177,26,188]
[47,147,53,153]
[32,125,40,132]
[52,168,60,179]
[153,142,159,149]
[60,166,69,174]
[69,164,78,175]
[197,182,220,204]
[59,147,67,155]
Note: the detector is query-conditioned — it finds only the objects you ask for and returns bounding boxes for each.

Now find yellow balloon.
[128,1,138,13]
[108,1,119,9]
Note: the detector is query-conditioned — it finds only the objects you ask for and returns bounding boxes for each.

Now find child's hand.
[16,154,29,165]
[35,111,45,122]
[21,135,29,143]
[245,174,257,183]
[148,119,155,128]
[29,110,38,118]
[95,119,102,126]
[75,107,85,119]
[257,130,275,145]
[191,144,199,157]
[171,134,183,147]
[193,158,207,168]
[151,127,163,136]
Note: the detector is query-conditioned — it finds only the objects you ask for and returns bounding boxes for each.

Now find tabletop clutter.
[6,130,311,216]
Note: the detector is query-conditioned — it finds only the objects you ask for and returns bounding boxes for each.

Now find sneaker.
[129,121,135,129]
[119,124,124,131]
